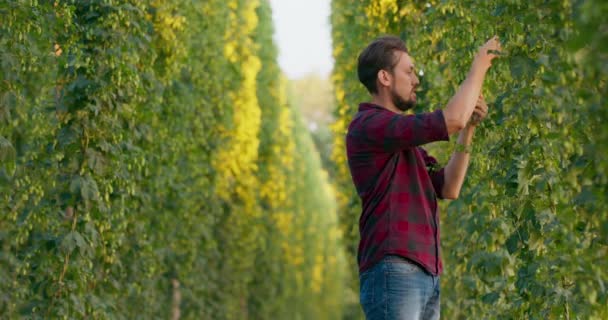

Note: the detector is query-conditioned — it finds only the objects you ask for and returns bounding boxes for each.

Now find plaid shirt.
[346,102,450,275]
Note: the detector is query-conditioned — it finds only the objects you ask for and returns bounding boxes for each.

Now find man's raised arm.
[442,36,502,134]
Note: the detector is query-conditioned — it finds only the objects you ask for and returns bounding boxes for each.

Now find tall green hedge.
[0,1,346,318]
[330,0,607,319]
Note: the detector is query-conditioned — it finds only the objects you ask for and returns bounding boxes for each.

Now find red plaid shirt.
[346,102,450,275]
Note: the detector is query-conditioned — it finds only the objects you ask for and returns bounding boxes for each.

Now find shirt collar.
[358,102,387,112]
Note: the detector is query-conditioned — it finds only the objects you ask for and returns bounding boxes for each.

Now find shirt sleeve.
[419,147,446,199]
[353,109,450,153]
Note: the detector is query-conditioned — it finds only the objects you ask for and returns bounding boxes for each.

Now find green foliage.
[330,0,607,319]
[0,0,346,318]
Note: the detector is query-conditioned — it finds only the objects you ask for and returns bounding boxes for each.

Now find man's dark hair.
[357,35,409,94]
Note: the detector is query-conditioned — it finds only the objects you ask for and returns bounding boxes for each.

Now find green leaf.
[61,231,78,254]
[510,55,537,79]
[506,232,520,254]
[0,135,16,177]
[482,292,500,304]
[80,175,100,201]
[86,148,106,175]
[70,175,100,201]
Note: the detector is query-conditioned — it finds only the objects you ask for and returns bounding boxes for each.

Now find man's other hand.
[468,94,488,127]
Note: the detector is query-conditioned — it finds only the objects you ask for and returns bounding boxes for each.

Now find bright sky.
[269,0,334,79]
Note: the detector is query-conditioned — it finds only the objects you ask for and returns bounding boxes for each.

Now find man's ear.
[377,69,391,88]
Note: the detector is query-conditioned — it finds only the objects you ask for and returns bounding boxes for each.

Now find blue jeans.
[359,255,440,320]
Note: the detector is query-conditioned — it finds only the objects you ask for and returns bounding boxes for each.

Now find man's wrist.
[465,122,478,130]
[471,58,490,74]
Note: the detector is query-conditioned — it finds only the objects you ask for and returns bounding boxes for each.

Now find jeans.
[359,255,440,320]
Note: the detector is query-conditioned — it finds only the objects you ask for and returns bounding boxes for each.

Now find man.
[346,35,501,320]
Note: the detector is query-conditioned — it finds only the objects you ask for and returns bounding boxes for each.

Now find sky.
[269,0,334,79]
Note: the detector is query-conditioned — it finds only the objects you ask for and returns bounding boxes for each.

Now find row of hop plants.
[0,1,347,319]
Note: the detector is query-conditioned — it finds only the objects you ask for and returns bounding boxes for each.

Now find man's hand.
[474,36,502,70]
[468,94,488,127]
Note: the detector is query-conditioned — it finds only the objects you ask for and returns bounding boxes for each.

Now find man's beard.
[391,87,415,112]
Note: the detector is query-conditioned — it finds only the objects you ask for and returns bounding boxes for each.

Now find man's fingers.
[473,105,488,118]
[485,35,502,56]
[475,108,488,118]
[471,95,490,124]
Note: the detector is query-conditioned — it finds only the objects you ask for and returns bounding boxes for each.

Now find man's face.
[389,51,419,111]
